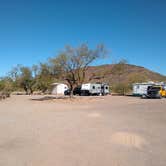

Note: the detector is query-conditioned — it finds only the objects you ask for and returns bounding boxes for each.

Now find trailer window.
[92,86,95,89]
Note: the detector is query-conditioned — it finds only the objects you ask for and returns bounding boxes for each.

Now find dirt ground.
[0,95,166,166]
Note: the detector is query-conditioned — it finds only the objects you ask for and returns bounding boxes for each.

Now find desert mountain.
[85,64,166,85]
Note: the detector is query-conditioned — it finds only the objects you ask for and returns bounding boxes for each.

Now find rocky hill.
[85,64,166,85]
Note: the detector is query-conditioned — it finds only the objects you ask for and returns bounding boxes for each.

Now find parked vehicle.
[133,82,166,97]
[132,82,154,96]
[64,83,110,96]
[81,83,101,96]
[81,83,109,96]
[141,86,164,99]
[160,86,166,97]
[64,86,82,96]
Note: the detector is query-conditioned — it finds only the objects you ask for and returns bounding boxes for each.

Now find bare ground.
[0,95,166,166]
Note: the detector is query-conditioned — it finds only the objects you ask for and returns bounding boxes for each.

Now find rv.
[81,83,109,96]
[132,82,166,96]
[133,82,155,96]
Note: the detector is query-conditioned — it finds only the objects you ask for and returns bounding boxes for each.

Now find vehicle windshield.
[150,87,161,91]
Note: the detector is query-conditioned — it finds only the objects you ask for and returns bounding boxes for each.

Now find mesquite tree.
[50,44,107,96]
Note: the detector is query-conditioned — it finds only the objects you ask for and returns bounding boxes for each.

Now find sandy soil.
[0,95,166,166]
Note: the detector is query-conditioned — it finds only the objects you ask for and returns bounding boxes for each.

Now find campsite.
[0,45,166,166]
[1,0,166,165]
[0,94,166,166]
[0,42,166,166]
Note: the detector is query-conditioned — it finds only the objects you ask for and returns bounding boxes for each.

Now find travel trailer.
[81,83,109,96]
[132,82,166,96]
[132,82,154,96]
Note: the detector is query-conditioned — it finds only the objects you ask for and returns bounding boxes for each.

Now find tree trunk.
[24,86,28,95]
[70,89,74,98]
[30,87,33,95]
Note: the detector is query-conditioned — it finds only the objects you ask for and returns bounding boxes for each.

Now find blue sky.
[0,0,166,76]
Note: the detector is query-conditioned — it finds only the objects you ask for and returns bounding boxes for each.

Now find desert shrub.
[112,83,131,95]
[0,77,14,97]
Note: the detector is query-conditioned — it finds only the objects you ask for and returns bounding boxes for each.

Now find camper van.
[81,83,109,96]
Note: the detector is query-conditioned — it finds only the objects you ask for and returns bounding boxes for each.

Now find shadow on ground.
[31,96,71,101]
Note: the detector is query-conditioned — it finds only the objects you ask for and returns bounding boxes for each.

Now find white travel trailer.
[81,83,109,96]
[132,82,155,96]
[51,83,68,95]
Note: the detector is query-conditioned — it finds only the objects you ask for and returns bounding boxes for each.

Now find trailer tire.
[141,94,146,99]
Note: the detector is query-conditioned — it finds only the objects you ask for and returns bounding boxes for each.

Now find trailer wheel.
[141,94,146,99]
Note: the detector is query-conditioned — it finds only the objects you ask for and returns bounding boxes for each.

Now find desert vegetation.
[0,44,166,97]
[0,44,107,96]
